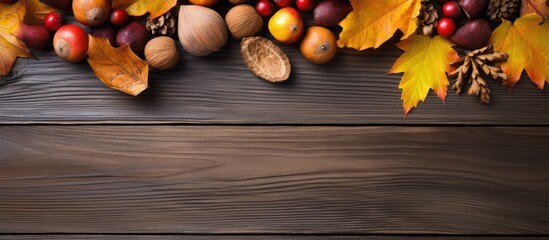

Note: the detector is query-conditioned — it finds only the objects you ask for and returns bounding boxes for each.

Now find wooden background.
[0,11,548,239]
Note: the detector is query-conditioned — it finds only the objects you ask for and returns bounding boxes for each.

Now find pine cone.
[146,11,176,37]
[417,0,438,35]
[486,0,520,21]
[448,44,508,104]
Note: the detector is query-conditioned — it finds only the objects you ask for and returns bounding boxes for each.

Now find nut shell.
[225,4,263,39]
[240,36,291,82]
[145,36,180,71]
[178,5,228,56]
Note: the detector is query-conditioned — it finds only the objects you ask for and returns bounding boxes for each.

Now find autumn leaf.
[389,35,459,116]
[490,13,549,89]
[521,0,549,19]
[112,0,177,19]
[111,0,136,10]
[87,36,149,96]
[0,1,30,76]
[338,0,422,50]
[24,0,54,25]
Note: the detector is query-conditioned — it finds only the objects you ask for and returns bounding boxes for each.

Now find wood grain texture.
[1,37,548,124]
[0,126,547,234]
[1,235,546,240]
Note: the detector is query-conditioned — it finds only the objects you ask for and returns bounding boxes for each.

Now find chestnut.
[92,25,117,47]
[116,21,149,55]
[451,19,492,50]
[313,0,352,27]
[458,0,489,19]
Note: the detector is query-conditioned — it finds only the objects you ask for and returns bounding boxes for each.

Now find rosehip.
[296,0,314,12]
[442,1,461,18]
[43,11,63,32]
[274,0,292,7]
[437,17,456,38]
[255,0,274,17]
[110,9,129,26]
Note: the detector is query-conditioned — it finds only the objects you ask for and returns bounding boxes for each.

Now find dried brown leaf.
[87,36,149,96]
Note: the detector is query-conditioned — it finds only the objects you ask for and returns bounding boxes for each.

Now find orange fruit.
[299,26,337,64]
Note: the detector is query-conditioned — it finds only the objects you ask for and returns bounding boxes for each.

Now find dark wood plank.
[1,235,545,240]
[0,126,547,234]
[1,37,548,124]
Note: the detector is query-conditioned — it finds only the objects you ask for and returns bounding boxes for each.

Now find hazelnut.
[225,4,263,39]
[144,37,180,71]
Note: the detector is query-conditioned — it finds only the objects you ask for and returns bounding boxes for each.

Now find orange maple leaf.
[490,13,549,89]
[112,0,177,19]
[389,35,459,116]
[338,0,422,50]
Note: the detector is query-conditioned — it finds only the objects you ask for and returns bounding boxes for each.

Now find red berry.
[296,0,314,12]
[437,17,456,38]
[110,9,129,26]
[442,1,461,18]
[43,11,63,32]
[274,0,292,7]
[255,0,274,17]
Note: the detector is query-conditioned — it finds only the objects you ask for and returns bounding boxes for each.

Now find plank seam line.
[1,123,549,127]
[1,233,548,237]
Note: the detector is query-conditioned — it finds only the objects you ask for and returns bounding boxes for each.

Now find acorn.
[40,0,72,12]
[313,0,352,27]
[451,18,492,50]
[116,21,149,55]
[458,0,489,19]
[15,23,50,50]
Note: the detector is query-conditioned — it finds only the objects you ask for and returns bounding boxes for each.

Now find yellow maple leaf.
[0,1,30,76]
[389,35,459,116]
[490,13,549,89]
[338,0,422,51]
[112,0,177,19]
[87,36,149,96]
